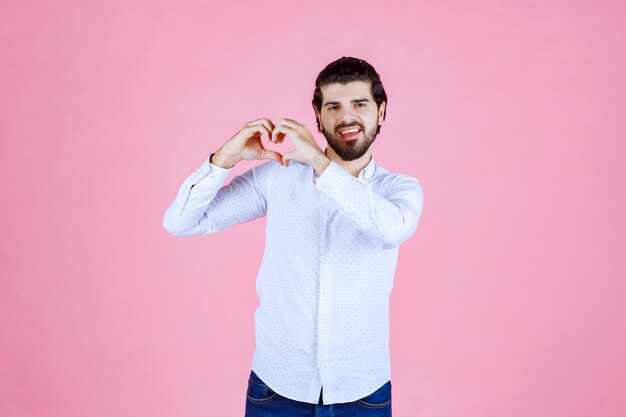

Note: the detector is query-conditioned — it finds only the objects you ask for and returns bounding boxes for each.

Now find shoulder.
[375,166,424,201]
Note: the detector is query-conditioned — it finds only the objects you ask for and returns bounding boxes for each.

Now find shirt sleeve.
[162,156,273,236]
[314,160,424,249]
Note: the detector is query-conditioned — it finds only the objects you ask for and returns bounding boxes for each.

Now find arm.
[162,154,273,236]
[314,161,424,249]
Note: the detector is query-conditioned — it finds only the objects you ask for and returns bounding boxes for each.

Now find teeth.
[341,128,359,134]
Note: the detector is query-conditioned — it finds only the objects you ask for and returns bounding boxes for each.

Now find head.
[312,57,387,161]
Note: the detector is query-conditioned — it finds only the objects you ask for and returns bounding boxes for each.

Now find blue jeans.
[245,369,392,416]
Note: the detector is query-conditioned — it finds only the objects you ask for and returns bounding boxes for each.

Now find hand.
[213,118,283,168]
[271,118,327,168]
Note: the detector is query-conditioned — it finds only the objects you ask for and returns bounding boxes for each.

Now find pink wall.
[1,1,625,416]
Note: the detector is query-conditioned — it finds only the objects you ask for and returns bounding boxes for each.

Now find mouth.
[338,126,362,140]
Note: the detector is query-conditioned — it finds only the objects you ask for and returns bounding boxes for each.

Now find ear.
[378,102,386,126]
[313,106,323,131]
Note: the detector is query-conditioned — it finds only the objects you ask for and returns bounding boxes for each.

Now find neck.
[325,147,372,178]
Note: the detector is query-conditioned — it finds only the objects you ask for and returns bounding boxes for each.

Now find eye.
[328,106,338,110]
[356,103,366,107]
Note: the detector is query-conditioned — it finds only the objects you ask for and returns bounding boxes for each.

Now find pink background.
[1,1,625,416]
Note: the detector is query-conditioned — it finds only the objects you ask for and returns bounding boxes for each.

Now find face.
[315,80,386,161]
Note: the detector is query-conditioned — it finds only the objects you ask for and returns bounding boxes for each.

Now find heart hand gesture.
[212,118,283,168]
[271,118,325,168]
[211,118,329,174]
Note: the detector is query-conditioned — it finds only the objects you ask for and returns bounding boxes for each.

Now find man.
[163,57,424,416]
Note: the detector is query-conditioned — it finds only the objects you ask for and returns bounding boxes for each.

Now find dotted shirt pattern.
[163,153,424,404]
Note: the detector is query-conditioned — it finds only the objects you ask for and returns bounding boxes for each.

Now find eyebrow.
[323,98,371,108]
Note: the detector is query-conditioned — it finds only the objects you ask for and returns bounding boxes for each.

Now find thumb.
[282,151,297,167]
[260,149,283,164]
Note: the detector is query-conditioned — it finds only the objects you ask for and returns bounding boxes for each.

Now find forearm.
[163,156,232,235]
[315,161,424,248]
[211,148,240,170]
[311,152,332,177]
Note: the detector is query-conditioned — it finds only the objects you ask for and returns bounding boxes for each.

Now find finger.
[271,124,292,143]
[257,119,276,140]
[247,119,274,142]
[265,118,276,133]
[246,117,273,128]
[278,119,306,140]
[245,124,272,142]
[253,120,274,140]
[280,119,306,134]
[282,150,296,167]
[260,149,283,164]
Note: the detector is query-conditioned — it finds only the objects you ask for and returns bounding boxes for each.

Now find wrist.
[211,149,238,169]
[311,152,331,177]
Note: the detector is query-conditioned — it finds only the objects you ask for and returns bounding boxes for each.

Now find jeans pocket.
[246,370,279,403]
[356,380,392,408]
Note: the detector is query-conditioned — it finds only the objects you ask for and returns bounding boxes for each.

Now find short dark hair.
[312,56,387,133]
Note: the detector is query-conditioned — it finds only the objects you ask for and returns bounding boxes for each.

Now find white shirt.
[163,152,424,404]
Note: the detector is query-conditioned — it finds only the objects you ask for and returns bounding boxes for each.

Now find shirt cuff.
[191,154,233,185]
[314,160,354,193]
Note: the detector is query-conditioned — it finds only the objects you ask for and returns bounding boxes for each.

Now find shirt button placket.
[318,269,329,372]
[317,214,332,378]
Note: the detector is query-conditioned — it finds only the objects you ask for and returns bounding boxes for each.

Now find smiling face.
[314,80,386,161]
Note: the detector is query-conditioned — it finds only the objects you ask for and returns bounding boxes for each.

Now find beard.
[322,122,378,161]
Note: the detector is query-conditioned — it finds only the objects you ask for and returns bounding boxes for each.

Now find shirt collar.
[311,151,376,182]
[319,148,377,182]
[357,154,377,181]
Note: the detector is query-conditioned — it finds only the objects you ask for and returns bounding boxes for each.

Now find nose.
[336,109,359,127]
